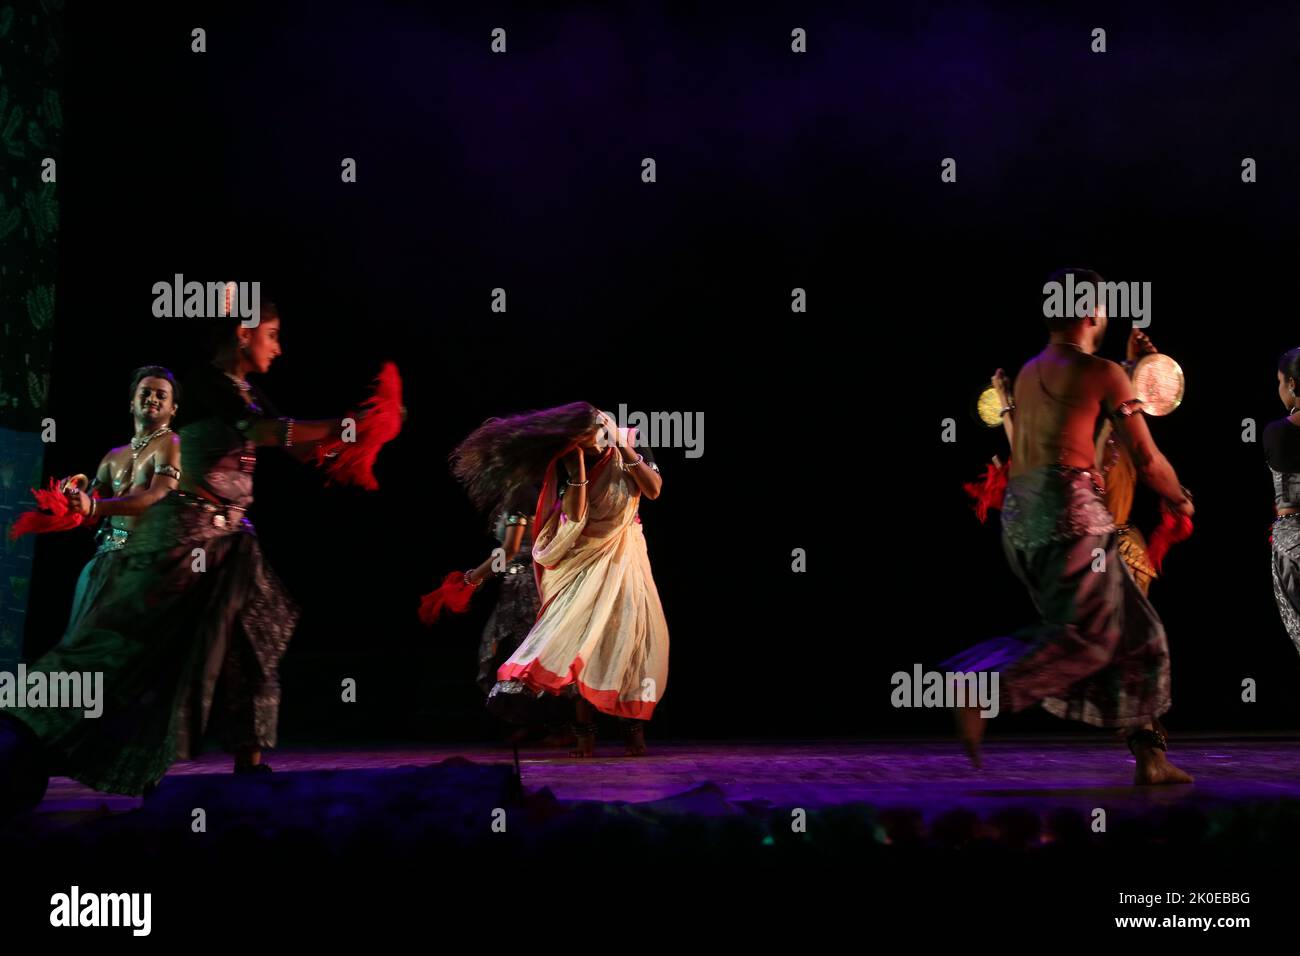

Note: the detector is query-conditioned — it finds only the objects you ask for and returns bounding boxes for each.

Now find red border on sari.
[497,656,658,720]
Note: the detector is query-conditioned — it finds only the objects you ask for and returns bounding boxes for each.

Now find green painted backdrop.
[0,0,63,669]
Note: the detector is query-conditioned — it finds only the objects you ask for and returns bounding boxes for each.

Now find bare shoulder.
[1085,352,1125,382]
[157,432,182,460]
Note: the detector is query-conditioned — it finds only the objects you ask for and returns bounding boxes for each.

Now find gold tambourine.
[1130,352,1185,416]
[975,382,1005,428]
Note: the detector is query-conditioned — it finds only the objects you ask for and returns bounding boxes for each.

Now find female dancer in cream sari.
[452,403,668,757]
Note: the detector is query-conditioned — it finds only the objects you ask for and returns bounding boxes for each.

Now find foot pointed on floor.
[953,706,987,770]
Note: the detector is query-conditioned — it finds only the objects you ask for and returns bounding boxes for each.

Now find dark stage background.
[20,2,1300,743]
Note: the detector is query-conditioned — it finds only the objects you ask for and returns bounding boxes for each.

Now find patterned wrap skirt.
[1270,514,1300,657]
[943,465,1171,728]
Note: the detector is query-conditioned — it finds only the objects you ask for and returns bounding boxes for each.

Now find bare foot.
[953,706,986,769]
[234,748,271,775]
[623,722,648,757]
[570,725,595,758]
[540,730,577,749]
[1133,750,1194,785]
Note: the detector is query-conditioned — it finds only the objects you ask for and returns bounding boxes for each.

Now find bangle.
[621,453,644,470]
[281,417,296,448]
[463,570,482,589]
[88,497,98,519]
[566,478,589,486]
[1112,398,1145,419]
[999,406,1014,417]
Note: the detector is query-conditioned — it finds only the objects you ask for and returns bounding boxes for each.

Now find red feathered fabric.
[1147,511,1193,574]
[315,362,404,491]
[417,570,478,625]
[8,479,92,540]
[962,459,1010,524]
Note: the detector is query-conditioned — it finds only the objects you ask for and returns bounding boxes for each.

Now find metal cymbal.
[975,383,1004,428]
[1131,352,1185,416]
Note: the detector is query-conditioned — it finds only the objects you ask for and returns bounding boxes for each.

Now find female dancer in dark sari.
[472,487,543,700]
[162,309,315,774]
[464,485,572,736]
[1,303,351,799]
[420,482,571,739]
[1266,347,1300,658]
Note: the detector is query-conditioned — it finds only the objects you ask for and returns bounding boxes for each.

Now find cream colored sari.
[496,442,668,719]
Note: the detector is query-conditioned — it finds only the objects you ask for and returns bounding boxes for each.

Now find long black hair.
[450,402,599,512]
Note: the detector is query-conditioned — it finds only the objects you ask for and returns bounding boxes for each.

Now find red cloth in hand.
[963,459,1010,524]
[417,570,477,625]
[315,362,404,491]
[1147,511,1193,574]
[8,478,92,540]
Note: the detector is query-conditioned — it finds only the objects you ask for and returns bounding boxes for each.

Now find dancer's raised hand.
[1127,328,1157,361]
[594,410,620,448]
[992,368,1012,405]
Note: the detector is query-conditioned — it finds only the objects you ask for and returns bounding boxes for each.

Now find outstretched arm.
[243,416,346,450]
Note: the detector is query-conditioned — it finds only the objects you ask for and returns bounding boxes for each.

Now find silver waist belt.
[176,494,248,529]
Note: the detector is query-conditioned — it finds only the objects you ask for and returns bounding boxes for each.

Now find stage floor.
[36,735,1300,817]
[13,734,1297,931]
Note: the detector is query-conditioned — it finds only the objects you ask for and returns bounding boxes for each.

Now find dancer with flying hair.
[449,402,668,757]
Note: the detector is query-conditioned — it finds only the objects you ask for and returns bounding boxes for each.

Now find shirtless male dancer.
[947,268,1194,785]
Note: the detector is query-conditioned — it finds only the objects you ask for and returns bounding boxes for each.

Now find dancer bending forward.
[452,403,668,757]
